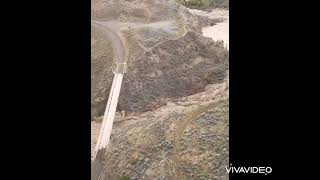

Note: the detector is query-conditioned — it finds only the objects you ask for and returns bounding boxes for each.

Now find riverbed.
[189,8,229,49]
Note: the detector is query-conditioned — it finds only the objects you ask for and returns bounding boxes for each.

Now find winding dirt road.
[91,20,127,180]
[91,20,126,63]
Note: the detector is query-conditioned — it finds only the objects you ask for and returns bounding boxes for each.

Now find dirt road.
[91,20,128,180]
[91,20,126,63]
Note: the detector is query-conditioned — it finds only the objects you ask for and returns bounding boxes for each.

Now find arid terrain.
[189,8,229,49]
[91,0,229,179]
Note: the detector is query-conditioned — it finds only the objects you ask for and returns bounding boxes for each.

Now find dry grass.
[173,16,187,37]
[121,28,144,69]
[176,0,229,10]
[172,102,220,178]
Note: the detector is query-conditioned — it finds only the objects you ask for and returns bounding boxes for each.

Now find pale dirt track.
[91,20,126,63]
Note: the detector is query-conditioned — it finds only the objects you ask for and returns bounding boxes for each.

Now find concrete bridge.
[91,20,127,180]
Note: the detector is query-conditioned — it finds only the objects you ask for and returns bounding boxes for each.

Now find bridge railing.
[112,63,127,74]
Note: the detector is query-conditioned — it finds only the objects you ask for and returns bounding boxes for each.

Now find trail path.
[91,20,126,62]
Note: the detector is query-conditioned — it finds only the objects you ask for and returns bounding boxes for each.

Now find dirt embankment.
[92,72,229,180]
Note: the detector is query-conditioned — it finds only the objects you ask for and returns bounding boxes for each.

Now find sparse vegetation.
[173,16,187,37]
[122,28,144,69]
[120,176,130,180]
[103,79,229,179]
[176,0,229,10]
[91,0,229,178]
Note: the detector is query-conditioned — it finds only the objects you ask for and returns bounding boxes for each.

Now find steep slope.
[91,0,230,179]
[91,0,224,118]
[92,72,229,179]
[118,31,228,113]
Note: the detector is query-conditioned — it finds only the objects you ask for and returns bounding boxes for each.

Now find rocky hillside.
[118,31,228,114]
[91,0,229,179]
[91,0,226,118]
[93,72,229,179]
